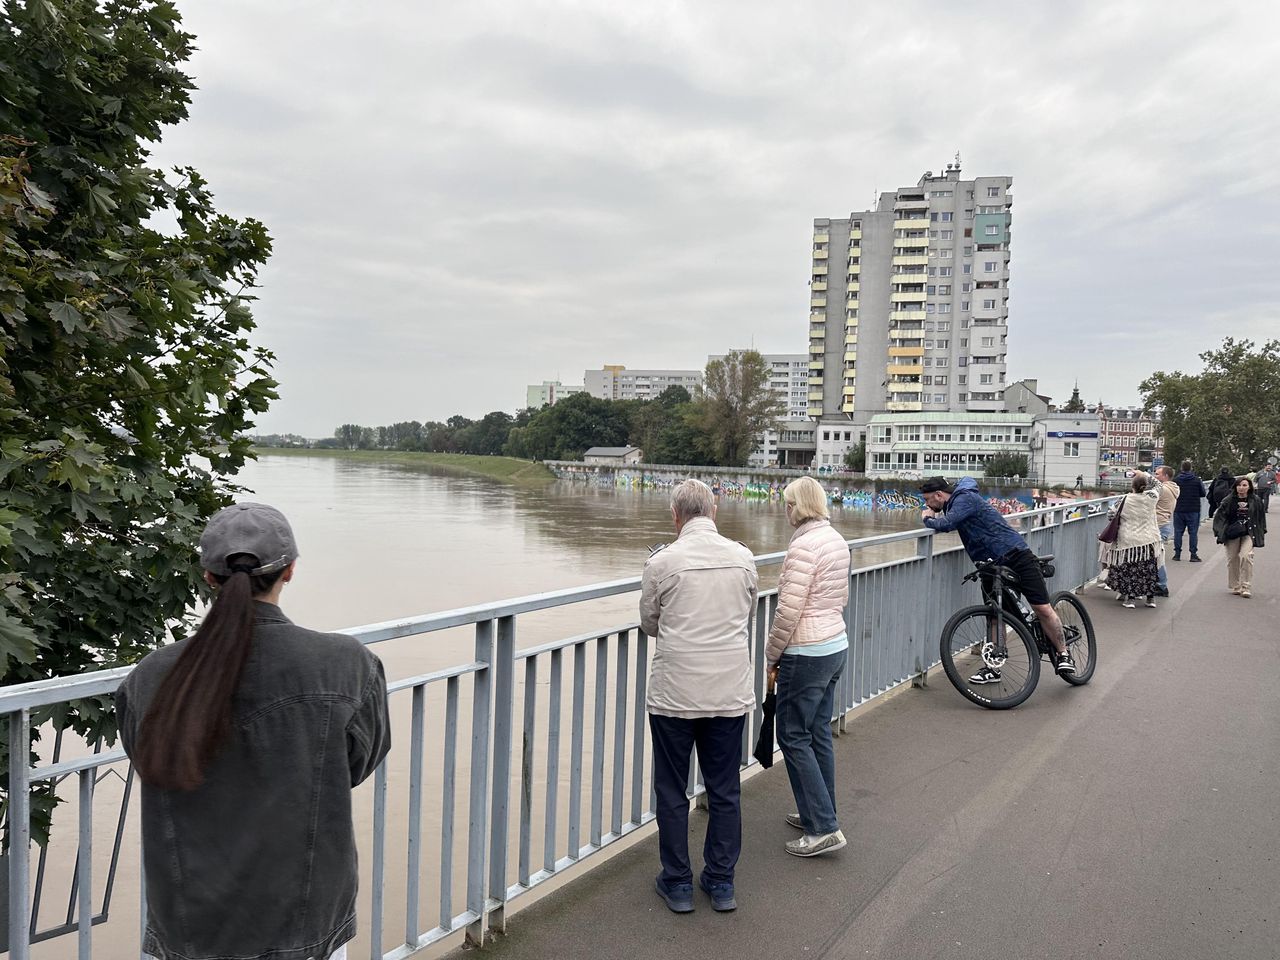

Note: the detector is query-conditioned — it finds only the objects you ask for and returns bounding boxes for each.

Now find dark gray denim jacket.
[116,602,391,960]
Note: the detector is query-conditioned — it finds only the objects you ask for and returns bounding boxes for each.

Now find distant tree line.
[256,350,788,468]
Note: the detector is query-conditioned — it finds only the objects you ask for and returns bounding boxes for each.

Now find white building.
[584,365,703,401]
[865,412,1033,479]
[526,381,583,409]
[1031,413,1101,486]
[583,445,644,466]
[709,352,808,467]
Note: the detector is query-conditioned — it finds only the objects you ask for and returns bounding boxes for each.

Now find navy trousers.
[648,714,746,886]
[1173,509,1201,557]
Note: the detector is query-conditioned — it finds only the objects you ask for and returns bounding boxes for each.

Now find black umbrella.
[752,688,777,768]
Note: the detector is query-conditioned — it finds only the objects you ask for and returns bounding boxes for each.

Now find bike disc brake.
[981,640,1009,669]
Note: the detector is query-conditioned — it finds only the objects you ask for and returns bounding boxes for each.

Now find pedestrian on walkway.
[1152,465,1179,596]
[1172,460,1207,562]
[1100,474,1162,608]
[1256,463,1276,513]
[1212,476,1267,598]
[1207,466,1234,517]
[640,479,757,914]
[116,503,391,960]
[766,477,851,859]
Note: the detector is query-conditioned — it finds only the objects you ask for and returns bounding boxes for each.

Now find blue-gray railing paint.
[1,499,1115,958]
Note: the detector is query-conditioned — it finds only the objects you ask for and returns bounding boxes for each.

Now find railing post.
[7,708,31,960]
[465,620,495,948]
[912,534,934,689]
[487,616,516,936]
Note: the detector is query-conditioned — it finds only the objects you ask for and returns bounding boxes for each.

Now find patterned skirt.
[1107,544,1160,599]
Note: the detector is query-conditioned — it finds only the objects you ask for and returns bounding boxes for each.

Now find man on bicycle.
[919,477,1075,681]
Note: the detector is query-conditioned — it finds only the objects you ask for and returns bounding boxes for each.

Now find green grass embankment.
[251,448,556,484]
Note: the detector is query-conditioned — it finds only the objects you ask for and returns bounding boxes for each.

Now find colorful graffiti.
[545,463,1115,516]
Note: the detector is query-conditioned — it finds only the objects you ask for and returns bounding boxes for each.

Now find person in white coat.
[765,477,851,858]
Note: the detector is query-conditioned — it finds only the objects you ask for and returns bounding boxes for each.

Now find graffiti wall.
[545,462,1111,516]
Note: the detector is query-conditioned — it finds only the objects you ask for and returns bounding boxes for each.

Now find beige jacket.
[640,517,757,718]
[766,519,851,665]
[1155,480,1178,525]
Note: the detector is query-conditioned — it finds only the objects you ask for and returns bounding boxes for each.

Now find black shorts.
[980,547,1051,608]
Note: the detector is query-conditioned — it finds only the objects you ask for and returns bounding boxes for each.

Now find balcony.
[813,233,830,243]
[808,360,824,370]
[888,345,925,358]
[892,254,929,266]
[889,309,927,321]
[887,363,923,376]
[849,230,862,242]
[843,385,856,397]
[846,281,859,293]
[889,381,924,392]
[812,281,827,292]
[808,392,825,403]
[890,291,925,302]
[810,297,827,308]
[887,400,924,412]
[844,351,857,363]
[813,248,829,260]
[808,325,825,338]
[894,197,928,211]
[812,263,828,275]
[845,333,858,345]
[895,237,929,249]
[894,217,930,230]
[840,401,855,414]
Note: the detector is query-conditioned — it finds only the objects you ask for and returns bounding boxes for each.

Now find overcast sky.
[151,1,1280,437]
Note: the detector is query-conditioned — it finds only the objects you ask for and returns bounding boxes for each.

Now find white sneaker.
[785,830,846,858]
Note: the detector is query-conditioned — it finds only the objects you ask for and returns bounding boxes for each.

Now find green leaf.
[0,607,40,664]
[49,301,84,333]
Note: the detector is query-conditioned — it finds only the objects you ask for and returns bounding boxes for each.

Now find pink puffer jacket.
[766,518,851,664]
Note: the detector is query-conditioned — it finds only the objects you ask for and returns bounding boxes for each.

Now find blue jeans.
[1157,522,1172,588]
[776,649,845,836]
[1173,510,1200,558]
[649,713,745,886]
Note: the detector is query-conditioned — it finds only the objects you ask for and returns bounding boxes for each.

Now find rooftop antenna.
[954,150,962,169]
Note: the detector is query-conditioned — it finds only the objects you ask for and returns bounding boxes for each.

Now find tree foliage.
[1141,338,1280,472]
[984,453,1029,478]
[843,440,866,473]
[693,350,786,467]
[1,0,275,840]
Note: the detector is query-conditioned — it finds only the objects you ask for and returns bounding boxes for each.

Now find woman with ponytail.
[116,503,390,960]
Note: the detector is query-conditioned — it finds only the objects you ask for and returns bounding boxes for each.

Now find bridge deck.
[446,541,1278,960]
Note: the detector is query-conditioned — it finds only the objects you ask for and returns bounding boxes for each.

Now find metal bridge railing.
[1,498,1114,959]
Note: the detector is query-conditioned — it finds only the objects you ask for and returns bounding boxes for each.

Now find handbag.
[752,688,776,768]
[1097,498,1125,544]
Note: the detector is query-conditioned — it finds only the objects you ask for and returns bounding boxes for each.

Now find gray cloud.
[151,0,1280,434]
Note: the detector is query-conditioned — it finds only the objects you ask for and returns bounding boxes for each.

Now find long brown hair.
[131,555,285,790]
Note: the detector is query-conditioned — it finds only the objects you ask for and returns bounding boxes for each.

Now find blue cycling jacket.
[922,476,1027,562]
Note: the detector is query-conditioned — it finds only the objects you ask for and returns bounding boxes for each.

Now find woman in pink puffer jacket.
[765,476,851,858]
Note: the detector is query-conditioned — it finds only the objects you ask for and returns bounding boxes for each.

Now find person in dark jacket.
[1212,477,1267,598]
[1172,460,1207,562]
[1207,466,1234,517]
[116,503,391,960]
[920,477,1075,680]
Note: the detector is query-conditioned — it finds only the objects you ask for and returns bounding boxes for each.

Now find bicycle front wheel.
[939,605,1041,709]
[1052,591,1097,685]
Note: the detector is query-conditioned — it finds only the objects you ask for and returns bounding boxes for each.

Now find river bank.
[249,446,557,484]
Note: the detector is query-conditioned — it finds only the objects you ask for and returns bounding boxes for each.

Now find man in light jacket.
[1152,465,1179,596]
[640,479,757,915]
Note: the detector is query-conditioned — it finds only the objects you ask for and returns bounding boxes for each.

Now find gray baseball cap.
[199,502,298,577]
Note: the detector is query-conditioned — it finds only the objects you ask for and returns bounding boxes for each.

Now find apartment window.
[938,321,951,331]
[933,393,946,403]
[940,304,952,314]
[928,267,937,277]
[963,246,973,256]
[924,339,934,348]
[935,376,948,385]
[873,426,892,443]
[926,304,936,314]
[937,339,950,348]
[959,357,967,367]
[958,375,967,385]
[964,209,974,220]
[923,358,933,366]
[940,249,952,259]
[941,230,954,240]
[930,212,939,222]
[958,393,967,402]
[929,249,937,258]
[927,285,936,295]
[987,186,1001,197]
[963,228,973,238]
[941,212,953,222]
[822,431,830,441]
[939,267,953,277]
[936,359,949,368]
[980,374,993,384]
[938,285,951,295]
[930,190,953,198]
[983,298,997,309]
[963,264,973,274]
[922,376,933,386]
[984,224,999,236]
[961,281,972,292]
[984,261,998,273]
[872,452,891,469]
[979,205,1003,214]
[981,336,995,346]
[1064,442,1080,457]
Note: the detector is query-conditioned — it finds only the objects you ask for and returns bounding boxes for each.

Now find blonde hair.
[784,476,829,524]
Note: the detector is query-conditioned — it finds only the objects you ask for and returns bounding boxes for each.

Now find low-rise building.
[1094,404,1163,469]
[1031,413,1101,487]
[583,445,644,466]
[866,412,1033,479]
[1003,378,1052,417]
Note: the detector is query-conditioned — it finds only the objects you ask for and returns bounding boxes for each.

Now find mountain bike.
[939,554,1097,709]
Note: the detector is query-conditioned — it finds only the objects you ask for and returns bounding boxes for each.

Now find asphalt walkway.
[448,536,1279,960]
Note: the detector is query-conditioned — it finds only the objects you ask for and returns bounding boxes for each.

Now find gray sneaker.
[785,830,846,858]
[785,812,804,830]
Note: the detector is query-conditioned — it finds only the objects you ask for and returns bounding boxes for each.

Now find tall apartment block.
[808,160,1013,462]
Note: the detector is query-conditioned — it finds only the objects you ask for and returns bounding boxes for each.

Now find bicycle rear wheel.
[939,605,1040,709]
[1052,591,1097,685]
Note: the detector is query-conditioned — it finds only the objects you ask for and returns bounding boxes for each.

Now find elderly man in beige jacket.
[640,479,757,915]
